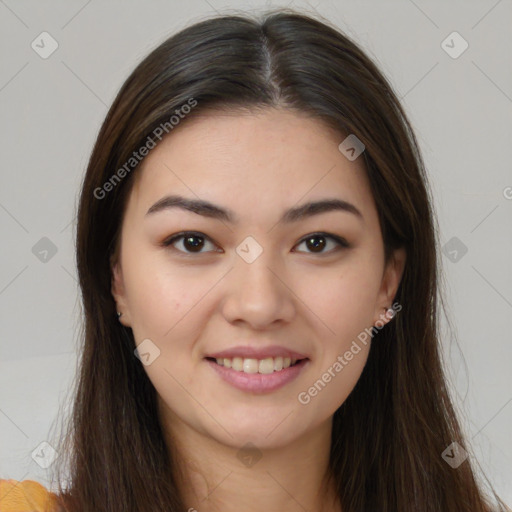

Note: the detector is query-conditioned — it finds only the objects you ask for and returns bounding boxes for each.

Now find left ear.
[110,251,132,328]
[372,246,406,326]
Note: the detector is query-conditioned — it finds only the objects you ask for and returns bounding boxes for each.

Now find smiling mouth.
[206,356,308,374]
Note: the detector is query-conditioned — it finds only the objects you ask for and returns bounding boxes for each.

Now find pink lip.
[206,358,309,393]
[206,345,308,360]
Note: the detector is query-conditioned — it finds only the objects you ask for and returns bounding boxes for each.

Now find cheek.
[123,249,202,338]
[295,270,376,414]
[127,274,177,336]
[296,258,382,344]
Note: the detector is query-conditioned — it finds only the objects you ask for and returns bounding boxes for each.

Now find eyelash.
[161,231,350,256]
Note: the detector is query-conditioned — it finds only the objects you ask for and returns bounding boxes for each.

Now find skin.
[111,108,406,512]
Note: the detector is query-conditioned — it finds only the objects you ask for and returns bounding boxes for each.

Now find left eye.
[294,233,349,254]
[162,231,349,255]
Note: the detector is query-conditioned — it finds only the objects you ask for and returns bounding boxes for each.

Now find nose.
[220,249,296,330]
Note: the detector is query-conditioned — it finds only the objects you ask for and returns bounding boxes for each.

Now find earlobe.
[110,259,131,326]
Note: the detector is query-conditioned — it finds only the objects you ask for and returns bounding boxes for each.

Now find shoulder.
[0,479,60,511]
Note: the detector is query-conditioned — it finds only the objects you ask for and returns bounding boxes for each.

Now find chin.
[197,405,311,450]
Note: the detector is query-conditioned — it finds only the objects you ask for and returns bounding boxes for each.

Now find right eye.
[162,231,221,255]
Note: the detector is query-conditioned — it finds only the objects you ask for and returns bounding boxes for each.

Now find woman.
[1,8,508,512]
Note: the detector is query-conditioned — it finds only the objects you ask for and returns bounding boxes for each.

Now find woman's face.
[111,108,405,450]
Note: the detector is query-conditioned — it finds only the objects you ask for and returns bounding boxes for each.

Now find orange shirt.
[0,479,60,512]
[2,477,510,511]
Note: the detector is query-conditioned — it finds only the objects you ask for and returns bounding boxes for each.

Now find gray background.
[0,0,511,504]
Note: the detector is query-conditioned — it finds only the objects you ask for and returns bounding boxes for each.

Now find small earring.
[117,311,123,319]
[385,307,395,319]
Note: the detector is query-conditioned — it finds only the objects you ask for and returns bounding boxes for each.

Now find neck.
[164,416,341,512]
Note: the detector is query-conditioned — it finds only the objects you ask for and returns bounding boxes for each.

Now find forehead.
[128,108,375,223]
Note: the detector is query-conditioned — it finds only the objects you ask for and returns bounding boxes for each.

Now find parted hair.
[49,8,508,512]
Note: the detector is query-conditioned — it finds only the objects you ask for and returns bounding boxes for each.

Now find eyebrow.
[145,194,363,224]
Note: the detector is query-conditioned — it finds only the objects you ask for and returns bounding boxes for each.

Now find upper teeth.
[215,357,298,374]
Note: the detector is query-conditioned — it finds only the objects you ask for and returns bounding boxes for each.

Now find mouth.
[205,356,308,374]
[204,356,310,393]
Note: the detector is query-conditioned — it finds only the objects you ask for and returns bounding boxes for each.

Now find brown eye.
[163,232,219,254]
[304,235,326,253]
[294,233,349,255]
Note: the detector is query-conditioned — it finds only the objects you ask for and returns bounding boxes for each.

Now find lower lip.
[206,358,309,393]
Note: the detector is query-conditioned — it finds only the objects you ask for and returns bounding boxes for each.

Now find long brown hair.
[49,8,508,511]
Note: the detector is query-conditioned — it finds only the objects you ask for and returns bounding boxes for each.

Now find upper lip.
[206,345,309,360]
